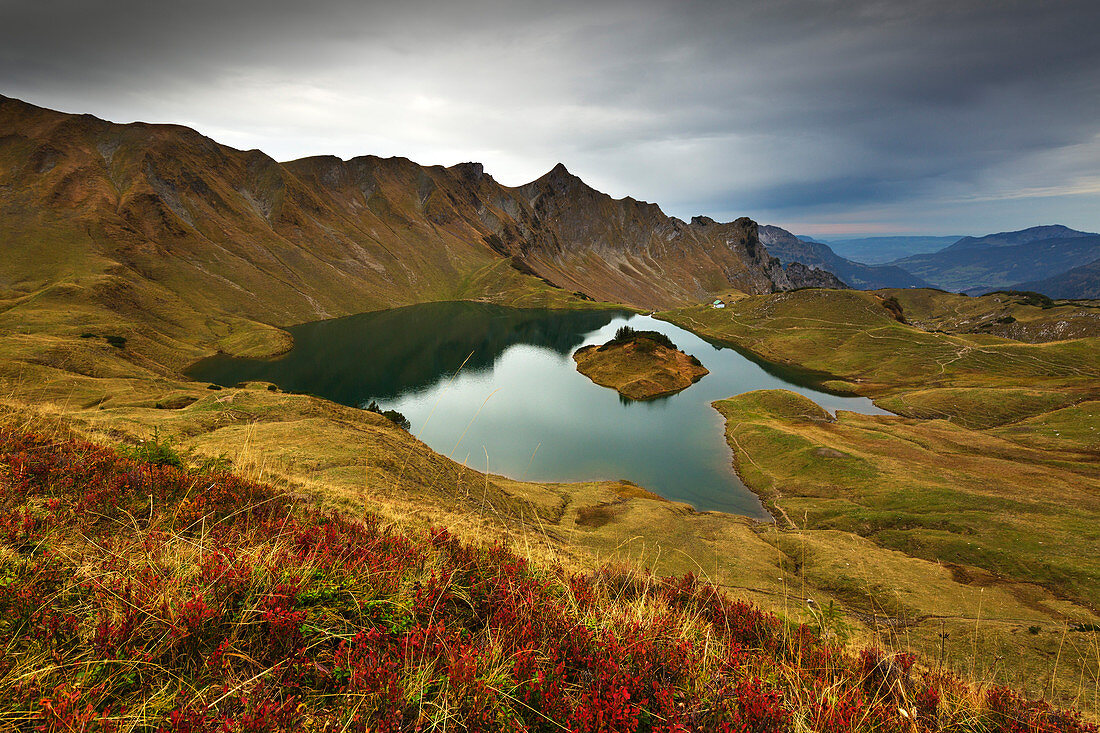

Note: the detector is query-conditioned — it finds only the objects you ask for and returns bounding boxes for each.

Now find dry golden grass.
[712,388,1100,711]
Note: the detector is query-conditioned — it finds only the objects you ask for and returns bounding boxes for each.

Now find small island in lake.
[573,326,709,400]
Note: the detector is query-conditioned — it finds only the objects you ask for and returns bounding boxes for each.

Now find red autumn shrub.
[0,427,1094,733]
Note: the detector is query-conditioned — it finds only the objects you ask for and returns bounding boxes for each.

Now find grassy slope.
[658,289,1100,711]
[664,289,1100,422]
[711,388,1100,713]
[886,289,1100,343]
[715,390,1100,608]
[3,427,1095,732]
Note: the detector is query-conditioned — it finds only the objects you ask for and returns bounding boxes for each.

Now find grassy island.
[573,325,709,400]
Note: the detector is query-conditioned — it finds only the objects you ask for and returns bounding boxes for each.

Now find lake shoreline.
[187,301,886,519]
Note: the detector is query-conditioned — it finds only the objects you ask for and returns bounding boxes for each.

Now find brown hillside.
[0,94,830,348]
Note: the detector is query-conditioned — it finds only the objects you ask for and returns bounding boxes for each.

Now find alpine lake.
[189,302,889,519]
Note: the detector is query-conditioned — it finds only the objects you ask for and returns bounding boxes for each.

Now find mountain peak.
[539,162,582,185]
[449,161,486,182]
[948,224,1096,251]
[523,162,590,195]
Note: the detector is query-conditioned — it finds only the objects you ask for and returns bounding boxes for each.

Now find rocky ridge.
[0,94,847,375]
[759,225,927,289]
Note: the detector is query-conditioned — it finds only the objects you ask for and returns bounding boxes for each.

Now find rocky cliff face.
[759,225,927,290]
[0,95,836,325]
[777,261,849,290]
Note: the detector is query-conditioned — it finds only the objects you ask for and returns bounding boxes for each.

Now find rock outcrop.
[778,261,849,290]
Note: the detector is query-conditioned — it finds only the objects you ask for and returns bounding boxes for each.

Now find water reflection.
[191,302,621,405]
[189,303,889,519]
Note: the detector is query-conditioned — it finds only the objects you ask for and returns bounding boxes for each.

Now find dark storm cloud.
[3,0,1099,235]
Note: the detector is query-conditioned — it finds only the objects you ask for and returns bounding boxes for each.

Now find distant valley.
[1013,256,1100,299]
[760,225,931,289]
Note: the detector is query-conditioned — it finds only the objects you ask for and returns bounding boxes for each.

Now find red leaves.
[35,684,117,733]
[0,428,1095,733]
[729,677,790,733]
[983,688,1096,733]
[237,695,301,733]
[94,607,139,656]
[259,583,306,657]
[176,590,221,637]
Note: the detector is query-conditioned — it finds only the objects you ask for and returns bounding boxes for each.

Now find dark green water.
[189,302,889,519]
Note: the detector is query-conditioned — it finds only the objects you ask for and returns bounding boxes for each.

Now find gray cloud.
[2,0,1099,236]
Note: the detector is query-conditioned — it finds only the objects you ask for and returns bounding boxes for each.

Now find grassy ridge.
[882,290,1100,344]
[659,290,1100,712]
[2,427,1096,732]
[873,388,1083,430]
[714,390,1100,609]
[664,290,1100,411]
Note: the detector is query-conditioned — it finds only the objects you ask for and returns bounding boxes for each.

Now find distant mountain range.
[1011,257,1100,300]
[771,226,1100,298]
[890,226,1100,293]
[814,236,961,264]
[758,226,930,289]
[944,225,1093,251]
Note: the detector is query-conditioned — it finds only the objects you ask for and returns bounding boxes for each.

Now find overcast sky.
[3,0,1099,237]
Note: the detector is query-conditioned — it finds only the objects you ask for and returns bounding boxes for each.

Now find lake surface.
[189,302,889,519]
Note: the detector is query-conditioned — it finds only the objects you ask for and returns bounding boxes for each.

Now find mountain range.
[1012,257,1100,299]
[0,93,840,363]
[816,235,961,264]
[759,226,930,289]
[888,226,1100,293]
[783,226,1100,297]
[3,90,1097,374]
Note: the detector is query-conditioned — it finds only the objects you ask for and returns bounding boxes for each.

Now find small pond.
[189,302,889,519]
